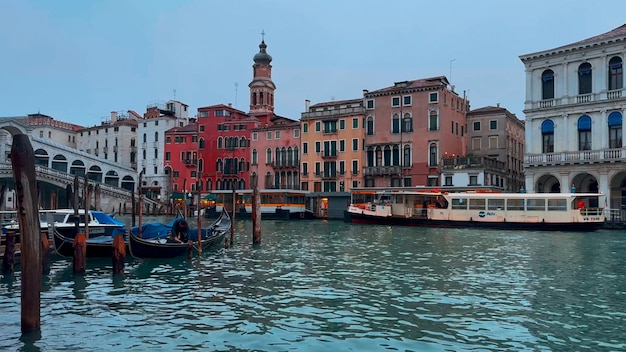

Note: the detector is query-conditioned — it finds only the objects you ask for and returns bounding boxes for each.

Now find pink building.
[363,77,468,187]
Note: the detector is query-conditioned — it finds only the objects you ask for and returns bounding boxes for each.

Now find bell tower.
[249,31,276,123]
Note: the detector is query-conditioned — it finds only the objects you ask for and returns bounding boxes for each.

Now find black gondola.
[128,209,230,259]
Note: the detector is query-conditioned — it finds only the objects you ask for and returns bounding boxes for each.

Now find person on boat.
[171,218,189,243]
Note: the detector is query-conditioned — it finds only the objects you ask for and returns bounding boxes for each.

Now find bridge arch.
[51,155,68,172]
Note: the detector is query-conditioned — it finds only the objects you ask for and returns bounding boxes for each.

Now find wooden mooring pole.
[252,174,261,245]
[10,134,42,333]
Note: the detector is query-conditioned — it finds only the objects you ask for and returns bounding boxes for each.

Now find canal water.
[1,217,626,351]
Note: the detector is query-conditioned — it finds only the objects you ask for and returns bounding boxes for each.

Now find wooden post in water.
[41,231,50,275]
[252,174,261,245]
[2,229,16,274]
[196,181,202,255]
[138,171,143,238]
[10,134,42,333]
[112,233,125,275]
[73,176,88,274]
[230,182,236,244]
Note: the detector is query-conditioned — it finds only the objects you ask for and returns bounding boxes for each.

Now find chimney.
[110,111,117,123]
[496,103,500,108]
[228,103,232,107]
[305,99,310,111]
[363,89,369,95]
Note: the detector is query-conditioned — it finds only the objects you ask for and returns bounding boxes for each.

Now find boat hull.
[52,229,128,258]
[346,211,605,232]
[128,229,226,259]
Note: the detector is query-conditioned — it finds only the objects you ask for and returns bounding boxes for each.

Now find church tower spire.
[249,30,276,122]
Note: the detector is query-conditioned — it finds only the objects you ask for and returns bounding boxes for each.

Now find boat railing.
[580,208,604,217]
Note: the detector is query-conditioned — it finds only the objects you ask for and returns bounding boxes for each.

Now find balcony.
[524,147,626,167]
[321,171,338,180]
[272,160,299,169]
[442,156,505,172]
[320,151,337,159]
[184,159,197,167]
[530,88,625,110]
[363,166,401,176]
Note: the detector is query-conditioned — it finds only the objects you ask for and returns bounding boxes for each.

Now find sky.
[2,0,626,127]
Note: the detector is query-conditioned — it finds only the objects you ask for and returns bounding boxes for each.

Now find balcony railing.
[272,160,299,169]
[321,151,337,159]
[363,166,401,176]
[531,88,625,110]
[525,147,626,167]
[442,156,505,172]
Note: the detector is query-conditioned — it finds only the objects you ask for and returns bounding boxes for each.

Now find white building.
[137,100,189,202]
[520,24,626,210]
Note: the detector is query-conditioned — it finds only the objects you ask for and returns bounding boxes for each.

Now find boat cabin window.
[487,198,505,210]
[451,198,467,210]
[547,199,567,211]
[526,198,546,211]
[469,198,486,210]
[506,199,524,211]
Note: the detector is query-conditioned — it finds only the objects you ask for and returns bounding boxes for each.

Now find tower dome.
[253,40,272,65]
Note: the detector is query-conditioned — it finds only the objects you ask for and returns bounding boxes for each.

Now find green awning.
[203,193,217,201]
[170,192,185,199]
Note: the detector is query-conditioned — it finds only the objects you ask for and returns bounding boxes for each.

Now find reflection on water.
[1,218,626,351]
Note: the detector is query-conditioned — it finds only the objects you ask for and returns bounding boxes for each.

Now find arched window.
[252,149,258,165]
[392,145,400,166]
[608,111,623,148]
[578,63,592,95]
[366,116,374,136]
[541,120,554,153]
[366,147,375,167]
[240,137,247,148]
[578,115,592,151]
[403,112,413,132]
[429,143,438,167]
[275,147,281,166]
[541,69,555,100]
[383,146,391,166]
[429,110,438,131]
[199,138,205,149]
[154,131,158,142]
[609,56,623,91]
[392,113,400,134]
[266,148,272,164]
[403,145,411,168]
[217,137,223,149]
[142,133,147,143]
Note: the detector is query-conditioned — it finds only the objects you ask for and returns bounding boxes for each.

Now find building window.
[429,111,438,131]
[303,142,308,154]
[339,119,345,130]
[472,137,481,150]
[578,115,592,151]
[542,69,555,100]
[444,176,453,186]
[403,95,412,106]
[429,143,438,167]
[352,118,359,129]
[392,96,400,107]
[303,123,309,133]
[608,111,623,148]
[352,138,359,151]
[429,92,438,103]
[339,140,345,152]
[541,119,554,153]
[609,56,623,91]
[473,121,481,131]
[266,131,272,140]
[315,121,321,132]
[252,132,258,141]
[427,176,439,186]
[578,62,592,95]
[489,136,498,149]
[252,149,258,165]
[266,148,272,164]
[392,113,400,134]
[403,145,411,168]
[490,120,497,130]
[302,162,308,175]
[294,128,300,138]
[366,116,374,135]
[469,175,478,185]
[366,99,374,109]
[315,141,321,153]
[352,160,359,175]
[275,131,280,139]
[403,113,413,132]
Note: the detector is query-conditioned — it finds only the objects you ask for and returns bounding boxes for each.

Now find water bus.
[346,188,605,231]
[205,189,312,220]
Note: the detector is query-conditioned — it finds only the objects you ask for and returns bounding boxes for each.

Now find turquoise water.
[1,217,626,351]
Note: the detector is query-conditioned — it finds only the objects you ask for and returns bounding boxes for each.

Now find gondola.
[128,209,230,259]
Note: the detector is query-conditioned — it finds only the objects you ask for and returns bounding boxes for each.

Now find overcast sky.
[2,0,625,126]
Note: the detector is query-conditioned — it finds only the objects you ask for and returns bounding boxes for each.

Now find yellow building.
[300,99,365,192]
